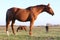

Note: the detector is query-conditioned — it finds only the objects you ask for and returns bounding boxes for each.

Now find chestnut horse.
[6,4,54,36]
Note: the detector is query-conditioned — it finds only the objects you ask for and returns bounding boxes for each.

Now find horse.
[16,26,27,32]
[6,4,54,36]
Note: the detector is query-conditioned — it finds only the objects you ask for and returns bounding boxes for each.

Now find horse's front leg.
[11,20,15,35]
[29,18,34,36]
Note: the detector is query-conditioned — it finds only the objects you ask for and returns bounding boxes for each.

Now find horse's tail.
[6,8,12,22]
[6,7,18,22]
[6,9,9,22]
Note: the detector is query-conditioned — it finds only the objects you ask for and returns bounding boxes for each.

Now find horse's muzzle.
[52,13,54,16]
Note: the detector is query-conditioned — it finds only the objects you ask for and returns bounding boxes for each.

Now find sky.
[0,0,60,26]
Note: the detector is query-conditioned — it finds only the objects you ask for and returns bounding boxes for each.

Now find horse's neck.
[36,6,44,15]
[29,6,44,20]
[31,6,44,16]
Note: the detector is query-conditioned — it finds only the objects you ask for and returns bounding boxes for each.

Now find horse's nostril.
[52,13,54,16]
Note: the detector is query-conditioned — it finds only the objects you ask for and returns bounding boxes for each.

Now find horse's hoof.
[29,32,32,36]
[13,33,16,35]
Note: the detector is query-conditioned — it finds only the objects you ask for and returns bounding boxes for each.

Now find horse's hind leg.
[6,20,10,36]
[11,20,15,35]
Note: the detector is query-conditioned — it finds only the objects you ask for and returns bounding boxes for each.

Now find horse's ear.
[47,3,50,7]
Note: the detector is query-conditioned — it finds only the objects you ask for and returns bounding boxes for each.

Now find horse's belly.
[19,16,28,21]
[16,13,29,22]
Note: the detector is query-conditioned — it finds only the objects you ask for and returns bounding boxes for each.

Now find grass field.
[0,25,60,40]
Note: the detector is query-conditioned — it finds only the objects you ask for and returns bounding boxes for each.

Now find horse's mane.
[26,4,46,10]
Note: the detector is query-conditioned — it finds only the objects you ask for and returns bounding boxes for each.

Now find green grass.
[0,26,60,40]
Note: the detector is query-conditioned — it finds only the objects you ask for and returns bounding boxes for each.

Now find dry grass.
[0,25,60,40]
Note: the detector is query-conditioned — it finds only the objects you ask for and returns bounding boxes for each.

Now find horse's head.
[44,4,54,16]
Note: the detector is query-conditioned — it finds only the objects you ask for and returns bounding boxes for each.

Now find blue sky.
[0,0,60,26]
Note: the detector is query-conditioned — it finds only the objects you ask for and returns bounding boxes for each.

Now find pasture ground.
[0,25,60,40]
